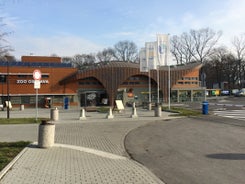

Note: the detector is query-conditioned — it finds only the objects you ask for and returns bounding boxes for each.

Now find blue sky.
[1,0,245,59]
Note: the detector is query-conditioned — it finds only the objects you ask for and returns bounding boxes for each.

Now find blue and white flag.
[145,42,157,70]
[157,34,169,66]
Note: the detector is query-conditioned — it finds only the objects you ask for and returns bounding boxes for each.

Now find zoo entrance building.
[0,56,204,108]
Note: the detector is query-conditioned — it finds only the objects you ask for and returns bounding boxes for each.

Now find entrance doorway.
[80,91,108,107]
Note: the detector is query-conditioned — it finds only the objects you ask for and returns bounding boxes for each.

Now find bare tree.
[72,54,96,70]
[170,35,184,64]
[232,33,245,87]
[61,56,73,64]
[171,33,195,64]
[0,17,13,60]
[96,48,115,63]
[171,28,222,64]
[190,28,222,63]
[232,33,245,60]
[113,40,138,63]
[204,47,239,89]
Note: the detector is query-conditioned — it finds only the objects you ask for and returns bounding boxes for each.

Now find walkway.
[0,107,172,184]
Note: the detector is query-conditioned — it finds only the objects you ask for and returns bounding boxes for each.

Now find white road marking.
[54,143,127,160]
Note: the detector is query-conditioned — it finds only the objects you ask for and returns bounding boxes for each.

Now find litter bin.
[38,120,55,148]
[202,101,209,115]
[50,107,59,121]
[154,103,162,117]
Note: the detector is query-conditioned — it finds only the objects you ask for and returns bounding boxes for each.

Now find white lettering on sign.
[16,80,49,84]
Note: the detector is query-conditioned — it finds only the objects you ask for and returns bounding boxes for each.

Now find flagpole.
[155,35,161,117]
[157,37,160,104]
[148,69,151,110]
[168,65,171,110]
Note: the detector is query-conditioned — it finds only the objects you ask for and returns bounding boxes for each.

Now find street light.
[1,75,4,111]
[7,59,10,119]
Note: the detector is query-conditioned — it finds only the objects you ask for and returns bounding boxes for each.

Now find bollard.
[132,102,136,109]
[106,107,114,119]
[148,102,152,111]
[50,107,59,121]
[38,120,55,148]
[131,107,138,118]
[79,108,86,120]
[20,104,24,111]
[154,103,162,117]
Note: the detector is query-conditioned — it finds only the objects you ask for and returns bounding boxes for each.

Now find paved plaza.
[0,107,172,184]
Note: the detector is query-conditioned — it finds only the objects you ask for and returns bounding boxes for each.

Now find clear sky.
[1,0,245,60]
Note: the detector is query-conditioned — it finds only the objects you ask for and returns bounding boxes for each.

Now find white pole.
[36,88,38,121]
[148,69,151,104]
[168,65,171,110]
[157,66,159,104]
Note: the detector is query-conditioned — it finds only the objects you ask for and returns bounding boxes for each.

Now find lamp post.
[7,60,10,119]
[1,75,4,111]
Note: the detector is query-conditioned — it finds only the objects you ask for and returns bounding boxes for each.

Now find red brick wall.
[0,66,77,95]
[21,56,61,63]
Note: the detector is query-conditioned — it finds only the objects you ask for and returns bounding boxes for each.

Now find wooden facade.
[60,62,202,106]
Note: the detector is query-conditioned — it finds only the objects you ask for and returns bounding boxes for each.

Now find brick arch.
[62,62,145,106]
[59,62,202,105]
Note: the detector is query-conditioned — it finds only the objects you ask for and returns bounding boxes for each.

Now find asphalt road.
[125,116,245,184]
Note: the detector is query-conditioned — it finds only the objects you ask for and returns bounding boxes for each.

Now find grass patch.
[96,107,110,113]
[162,107,201,116]
[0,118,48,125]
[0,141,31,171]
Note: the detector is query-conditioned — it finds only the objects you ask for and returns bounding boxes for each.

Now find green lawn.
[162,107,201,116]
[0,141,31,171]
[0,118,47,125]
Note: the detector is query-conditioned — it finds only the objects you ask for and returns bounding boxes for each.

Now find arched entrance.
[78,77,109,107]
[117,74,159,107]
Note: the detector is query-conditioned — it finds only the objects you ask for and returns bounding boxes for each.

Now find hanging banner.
[139,48,148,72]
[157,34,169,66]
[145,41,157,70]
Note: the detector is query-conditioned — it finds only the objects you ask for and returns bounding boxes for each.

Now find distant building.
[0,56,77,108]
[0,56,204,109]
[60,62,204,107]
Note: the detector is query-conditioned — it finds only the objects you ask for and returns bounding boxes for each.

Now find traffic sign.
[34,80,40,89]
[33,69,42,80]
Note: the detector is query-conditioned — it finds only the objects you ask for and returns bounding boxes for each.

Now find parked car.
[234,89,245,97]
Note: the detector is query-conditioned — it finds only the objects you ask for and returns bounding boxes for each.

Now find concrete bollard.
[20,104,24,111]
[79,108,86,120]
[154,103,162,117]
[132,102,136,109]
[148,102,152,111]
[38,120,55,148]
[131,107,138,118]
[50,107,59,121]
[106,107,114,119]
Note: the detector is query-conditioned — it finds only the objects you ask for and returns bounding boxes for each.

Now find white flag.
[145,42,157,70]
[157,34,169,66]
[139,48,148,72]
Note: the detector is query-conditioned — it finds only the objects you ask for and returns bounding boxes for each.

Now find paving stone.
[0,108,170,184]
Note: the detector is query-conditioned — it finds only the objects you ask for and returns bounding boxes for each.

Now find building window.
[0,75,6,83]
[18,75,27,78]
[42,75,49,78]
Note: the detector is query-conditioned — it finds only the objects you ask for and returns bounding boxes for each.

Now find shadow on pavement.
[206,153,245,160]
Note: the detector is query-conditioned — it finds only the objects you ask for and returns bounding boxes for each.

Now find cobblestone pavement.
[0,107,170,184]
